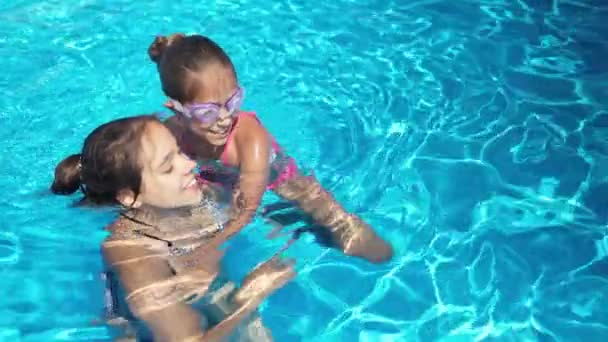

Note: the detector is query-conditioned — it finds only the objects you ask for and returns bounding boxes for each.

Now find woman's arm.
[103,240,295,341]
[103,243,208,341]
[204,255,296,341]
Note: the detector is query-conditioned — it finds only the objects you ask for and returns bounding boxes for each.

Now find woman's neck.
[122,205,193,232]
[120,201,223,237]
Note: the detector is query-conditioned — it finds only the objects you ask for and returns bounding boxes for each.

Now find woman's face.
[133,121,203,208]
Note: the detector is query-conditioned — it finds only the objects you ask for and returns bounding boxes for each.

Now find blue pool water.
[1,0,608,340]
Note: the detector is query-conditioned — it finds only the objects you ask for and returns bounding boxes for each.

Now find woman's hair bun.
[51,154,82,195]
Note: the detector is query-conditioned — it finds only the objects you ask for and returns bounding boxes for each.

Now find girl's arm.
[218,124,271,240]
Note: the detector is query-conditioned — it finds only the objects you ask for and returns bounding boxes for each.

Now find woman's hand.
[234,256,296,307]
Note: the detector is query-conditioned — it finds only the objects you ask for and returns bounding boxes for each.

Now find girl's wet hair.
[51,115,160,205]
[148,34,236,103]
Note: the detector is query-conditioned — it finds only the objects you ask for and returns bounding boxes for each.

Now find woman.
[51,114,294,341]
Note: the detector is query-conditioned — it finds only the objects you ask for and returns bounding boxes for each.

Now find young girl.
[148,33,393,264]
[51,115,294,341]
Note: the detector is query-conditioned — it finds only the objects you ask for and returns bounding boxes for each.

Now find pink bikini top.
[218,111,297,190]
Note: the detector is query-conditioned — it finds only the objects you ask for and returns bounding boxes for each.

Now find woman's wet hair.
[148,34,236,103]
[51,115,160,205]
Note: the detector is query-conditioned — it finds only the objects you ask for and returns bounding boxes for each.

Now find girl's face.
[126,121,203,208]
[181,64,242,147]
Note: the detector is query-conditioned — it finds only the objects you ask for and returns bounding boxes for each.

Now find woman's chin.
[188,189,205,206]
[170,189,204,209]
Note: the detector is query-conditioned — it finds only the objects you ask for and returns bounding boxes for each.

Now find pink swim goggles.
[168,86,244,127]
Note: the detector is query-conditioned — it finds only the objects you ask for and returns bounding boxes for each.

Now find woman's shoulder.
[103,218,142,244]
[101,218,167,267]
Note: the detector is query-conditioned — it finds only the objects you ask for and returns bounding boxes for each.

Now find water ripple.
[1,0,607,340]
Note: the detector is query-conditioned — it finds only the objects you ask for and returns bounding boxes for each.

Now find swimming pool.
[1,0,607,340]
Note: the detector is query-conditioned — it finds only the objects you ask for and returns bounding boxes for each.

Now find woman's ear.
[116,189,142,208]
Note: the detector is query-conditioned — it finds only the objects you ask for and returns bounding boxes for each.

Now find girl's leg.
[273,174,393,263]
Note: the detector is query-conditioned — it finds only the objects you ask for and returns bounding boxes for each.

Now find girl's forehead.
[192,64,237,101]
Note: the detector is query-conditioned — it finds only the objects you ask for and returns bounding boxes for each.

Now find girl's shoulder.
[235,111,270,143]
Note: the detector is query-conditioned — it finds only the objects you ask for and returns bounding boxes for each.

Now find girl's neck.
[185,128,223,159]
